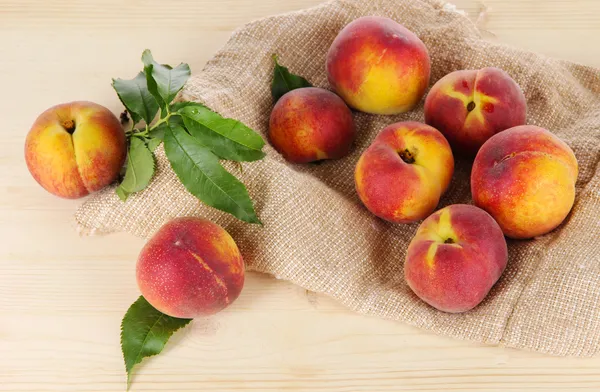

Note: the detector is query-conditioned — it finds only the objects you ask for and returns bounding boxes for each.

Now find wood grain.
[1,0,599,391]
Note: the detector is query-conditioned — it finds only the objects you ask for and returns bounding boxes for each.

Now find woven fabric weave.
[75,0,600,356]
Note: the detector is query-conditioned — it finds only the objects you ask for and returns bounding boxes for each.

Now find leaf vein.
[131,313,165,371]
[170,127,251,221]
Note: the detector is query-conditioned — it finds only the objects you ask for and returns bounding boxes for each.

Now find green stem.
[151,110,173,130]
[127,110,176,139]
[131,126,149,138]
[125,121,136,135]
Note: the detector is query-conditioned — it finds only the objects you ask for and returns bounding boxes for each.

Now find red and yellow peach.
[404,204,508,313]
[355,121,454,223]
[424,67,526,156]
[327,16,431,115]
[269,87,355,163]
[136,217,245,318]
[471,125,578,239]
[25,101,126,198]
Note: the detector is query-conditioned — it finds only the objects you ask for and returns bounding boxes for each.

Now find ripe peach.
[269,87,355,163]
[355,121,454,223]
[405,204,508,313]
[326,16,431,115]
[25,101,126,198]
[424,67,526,156]
[471,125,578,239]
[136,217,245,319]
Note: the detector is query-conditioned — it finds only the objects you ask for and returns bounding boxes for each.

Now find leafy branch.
[112,49,263,224]
[118,51,313,391]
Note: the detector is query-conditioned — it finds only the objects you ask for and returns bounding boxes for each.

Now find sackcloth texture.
[75,0,600,356]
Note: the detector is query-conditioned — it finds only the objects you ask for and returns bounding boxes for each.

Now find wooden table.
[2,1,599,391]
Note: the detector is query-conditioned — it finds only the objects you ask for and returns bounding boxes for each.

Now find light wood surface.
[1,1,599,391]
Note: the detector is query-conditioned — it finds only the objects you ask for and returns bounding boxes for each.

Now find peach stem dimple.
[467,101,476,112]
[399,149,415,164]
[444,238,455,244]
[61,119,76,134]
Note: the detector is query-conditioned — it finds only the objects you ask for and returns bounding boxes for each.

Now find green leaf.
[142,49,191,109]
[115,186,128,201]
[146,137,162,152]
[271,54,312,102]
[148,122,168,140]
[170,101,197,112]
[178,104,265,162]
[121,296,191,388]
[143,61,164,111]
[116,137,155,201]
[112,72,160,125]
[164,123,261,224]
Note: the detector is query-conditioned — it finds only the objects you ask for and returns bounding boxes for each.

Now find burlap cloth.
[75,0,600,356]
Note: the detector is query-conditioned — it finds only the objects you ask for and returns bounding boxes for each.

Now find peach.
[269,87,355,163]
[355,121,454,223]
[471,125,578,239]
[424,67,527,156]
[25,101,126,199]
[326,16,430,115]
[405,204,508,313]
[136,217,245,319]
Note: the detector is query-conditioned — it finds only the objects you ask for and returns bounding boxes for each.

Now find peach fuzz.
[269,87,355,163]
[25,101,126,199]
[404,204,508,313]
[326,16,430,115]
[136,217,245,319]
[355,121,454,223]
[424,67,526,156]
[471,125,578,239]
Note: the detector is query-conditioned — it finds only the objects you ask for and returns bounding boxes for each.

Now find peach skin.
[269,87,355,163]
[355,121,454,223]
[326,16,431,115]
[137,217,245,319]
[404,204,508,313]
[424,67,526,156]
[471,125,578,239]
[25,101,126,198]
